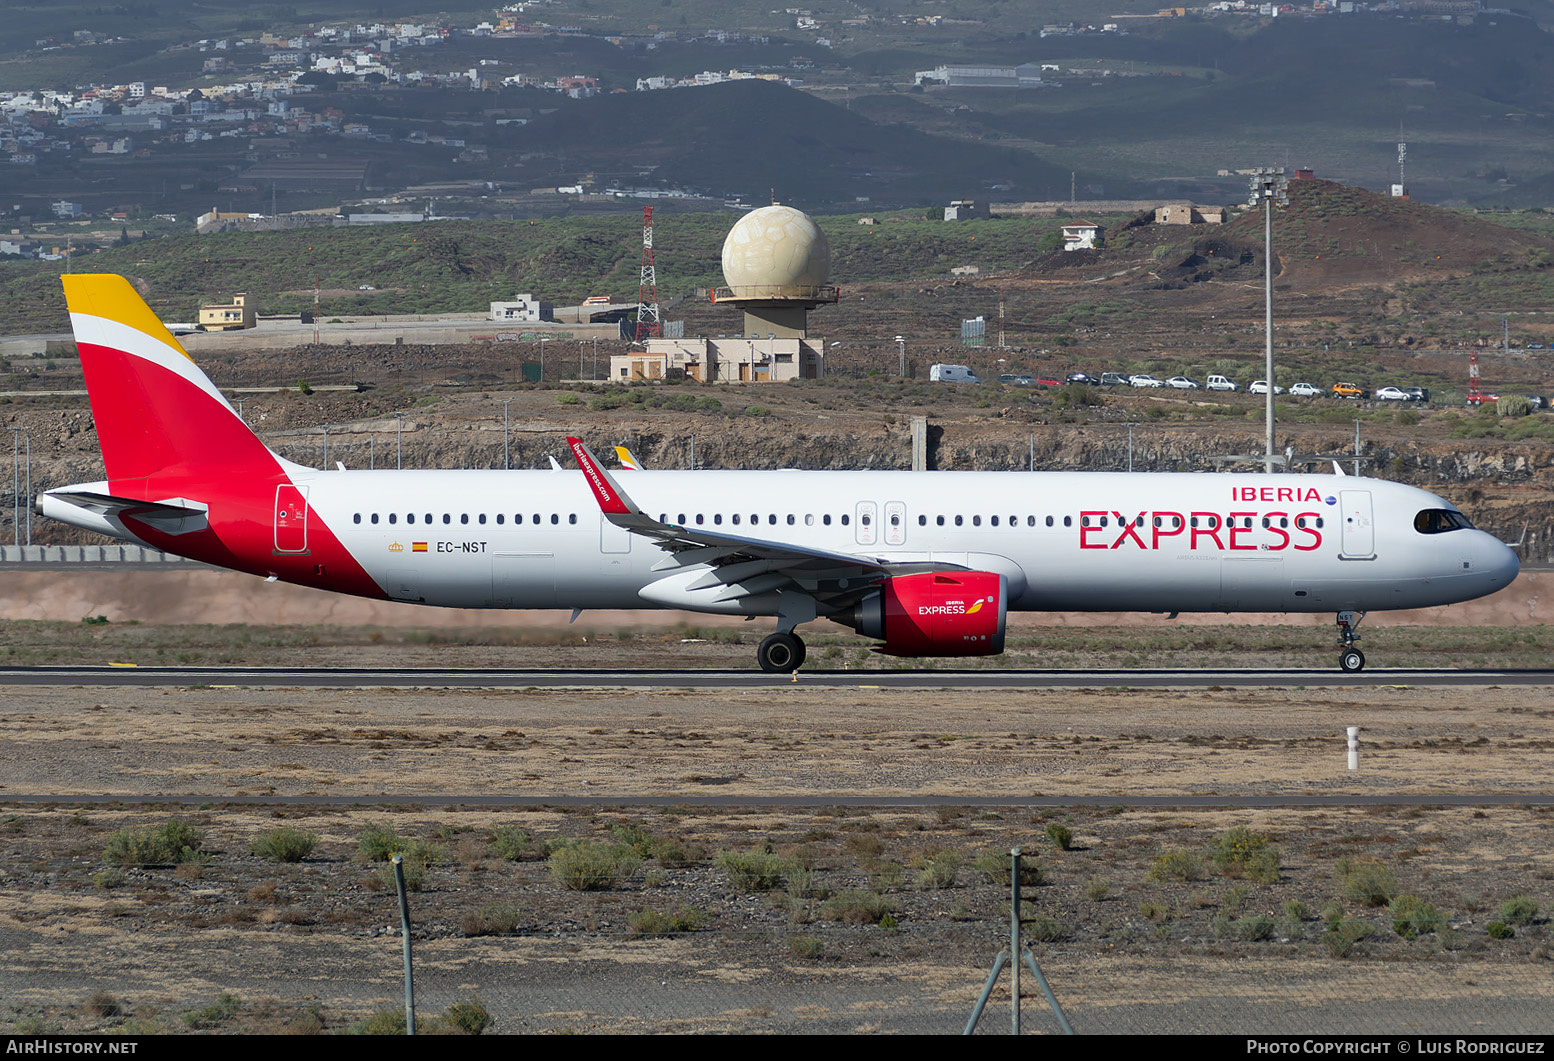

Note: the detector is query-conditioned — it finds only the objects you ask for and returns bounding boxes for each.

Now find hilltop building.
[943,200,988,221]
[198,292,256,331]
[1062,222,1103,250]
[612,337,823,382]
[489,294,553,323]
[1154,204,1225,225]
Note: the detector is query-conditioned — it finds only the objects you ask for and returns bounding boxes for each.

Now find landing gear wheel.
[1339,649,1366,673]
[757,632,806,673]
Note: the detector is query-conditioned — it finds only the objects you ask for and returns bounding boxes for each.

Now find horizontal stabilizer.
[40,487,209,537]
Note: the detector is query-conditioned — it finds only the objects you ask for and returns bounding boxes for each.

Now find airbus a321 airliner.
[41,274,1519,673]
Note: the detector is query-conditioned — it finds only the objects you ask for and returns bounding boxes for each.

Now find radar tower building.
[613,203,830,382]
[713,204,838,338]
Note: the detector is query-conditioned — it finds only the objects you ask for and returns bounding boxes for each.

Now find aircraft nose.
[1478,533,1520,588]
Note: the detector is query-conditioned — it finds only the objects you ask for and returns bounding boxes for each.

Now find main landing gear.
[757,631,807,673]
[1336,610,1367,673]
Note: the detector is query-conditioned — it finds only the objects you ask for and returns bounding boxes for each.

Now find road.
[4,664,1552,689]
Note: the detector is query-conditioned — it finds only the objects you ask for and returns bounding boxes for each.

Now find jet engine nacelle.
[844,571,1007,656]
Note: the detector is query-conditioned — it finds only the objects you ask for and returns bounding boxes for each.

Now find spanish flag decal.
[412,542,428,553]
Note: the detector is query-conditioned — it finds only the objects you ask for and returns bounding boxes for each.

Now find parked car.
[1166,376,1200,389]
[1405,387,1430,404]
[1332,382,1368,400]
[1129,374,1164,388]
[1035,376,1064,387]
[1099,372,1130,387]
[1066,372,1095,385]
[1289,382,1323,398]
[1248,380,1287,395]
[1376,386,1412,402]
[997,373,1035,386]
[1206,375,1238,391]
[1525,395,1548,409]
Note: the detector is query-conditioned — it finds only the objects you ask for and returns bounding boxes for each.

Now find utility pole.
[1249,167,1289,473]
[502,399,513,470]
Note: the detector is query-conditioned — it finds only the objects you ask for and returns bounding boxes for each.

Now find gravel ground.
[0,674,1551,1034]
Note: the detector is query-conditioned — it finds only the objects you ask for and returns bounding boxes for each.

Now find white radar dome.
[720,205,831,293]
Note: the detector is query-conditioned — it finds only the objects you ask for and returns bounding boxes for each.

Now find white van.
[930,364,980,383]
[1206,375,1238,392]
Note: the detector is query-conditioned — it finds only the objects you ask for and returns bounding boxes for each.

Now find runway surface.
[2,664,1551,689]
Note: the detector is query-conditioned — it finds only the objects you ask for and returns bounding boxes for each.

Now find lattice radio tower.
[635,205,661,341]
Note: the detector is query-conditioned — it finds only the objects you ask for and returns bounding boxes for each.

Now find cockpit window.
[1414,509,1474,534]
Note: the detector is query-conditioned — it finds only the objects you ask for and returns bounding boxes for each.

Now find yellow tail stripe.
[61,274,194,364]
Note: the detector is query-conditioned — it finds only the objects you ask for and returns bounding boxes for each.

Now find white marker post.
[1347,726,1360,771]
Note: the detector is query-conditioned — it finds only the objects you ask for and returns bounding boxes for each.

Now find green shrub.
[344,1008,412,1035]
[1335,857,1397,907]
[345,997,491,1035]
[611,821,658,857]
[1023,911,1068,942]
[103,819,205,866]
[1045,823,1073,851]
[1235,914,1276,941]
[715,850,791,892]
[1388,894,1446,939]
[627,906,709,936]
[821,890,895,925]
[357,822,409,862]
[1211,826,1279,882]
[250,826,318,863]
[461,902,522,937]
[182,992,242,1030]
[488,826,534,861]
[1498,394,1533,418]
[1488,920,1515,940]
[1499,895,1539,925]
[1323,917,1375,958]
[788,935,824,959]
[548,840,640,891]
[973,850,1043,886]
[913,851,962,890]
[1148,850,1204,882]
[439,997,492,1036]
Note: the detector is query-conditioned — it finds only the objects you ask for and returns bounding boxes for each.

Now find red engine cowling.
[846,571,1007,656]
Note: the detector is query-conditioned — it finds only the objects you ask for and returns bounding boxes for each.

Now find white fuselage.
[290,468,1517,616]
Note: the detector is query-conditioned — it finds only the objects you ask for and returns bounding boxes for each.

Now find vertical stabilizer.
[62,274,281,483]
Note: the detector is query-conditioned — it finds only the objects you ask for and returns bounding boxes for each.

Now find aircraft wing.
[566,437,956,607]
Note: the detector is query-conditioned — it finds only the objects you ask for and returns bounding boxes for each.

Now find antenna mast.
[635,205,661,341]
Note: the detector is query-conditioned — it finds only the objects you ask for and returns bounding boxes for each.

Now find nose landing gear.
[1336,610,1367,672]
